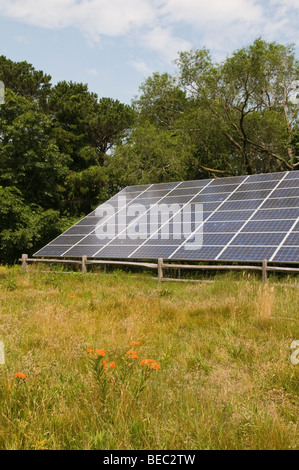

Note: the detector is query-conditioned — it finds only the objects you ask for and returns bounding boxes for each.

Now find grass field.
[0,265,298,450]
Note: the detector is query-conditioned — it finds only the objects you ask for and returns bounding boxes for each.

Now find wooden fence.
[19,254,299,283]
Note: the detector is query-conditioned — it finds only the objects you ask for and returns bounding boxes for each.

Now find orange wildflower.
[96,349,105,357]
[70,295,75,298]
[129,341,141,346]
[87,349,94,355]
[140,359,155,366]
[140,359,161,370]
[14,372,26,379]
[150,363,161,370]
[103,360,115,370]
[126,350,138,359]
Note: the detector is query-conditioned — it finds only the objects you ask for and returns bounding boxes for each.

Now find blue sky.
[0,0,298,104]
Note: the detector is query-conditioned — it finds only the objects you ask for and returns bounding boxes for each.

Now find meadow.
[0,265,298,450]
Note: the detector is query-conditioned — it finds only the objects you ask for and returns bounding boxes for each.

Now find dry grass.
[0,266,298,449]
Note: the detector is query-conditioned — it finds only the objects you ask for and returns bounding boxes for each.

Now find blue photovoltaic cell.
[128,237,187,246]
[159,195,194,204]
[202,221,244,232]
[152,188,195,197]
[94,245,141,257]
[283,232,299,246]
[172,246,224,260]
[132,245,178,259]
[64,245,101,257]
[209,210,255,221]
[202,233,234,245]
[77,235,110,245]
[193,193,231,203]
[34,170,299,263]
[150,182,180,190]
[209,176,247,185]
[271,188,299,199]
[253,208,299,220]
[277,179,299,189]
[285,172,299,180]
[178,180,212,188]
[228,190,271,201]
[195,202,222,212]
[241,220,295,232]
[48,235,84,246]
[218,200,262,211]
[236,181,278,191]
[247,172,285,182]
[263,197,299,209]
[132,196,164,204]
[199,184,239,194]
[273,247,299,262]
[142,233,232,247]
[218,246,277,261]
[76,216,107,225]
[34,245,70,256]
[293,221,299,231]
[64,226,96,235]
[136,190,170,199]
[232,232,285,246]
[122,184,151,192]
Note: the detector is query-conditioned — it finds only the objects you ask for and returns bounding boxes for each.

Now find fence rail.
[19,254,299,283]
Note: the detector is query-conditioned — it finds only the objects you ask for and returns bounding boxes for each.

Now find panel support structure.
[262,259,268,283]
[158,258,164,282]
[82,256,87,274]
[21,254,28,271]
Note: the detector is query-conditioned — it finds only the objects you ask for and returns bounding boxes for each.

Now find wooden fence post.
[262,259,268,283]
[82,256,87,274]
[158,258,163,282]
[21,254,28,272]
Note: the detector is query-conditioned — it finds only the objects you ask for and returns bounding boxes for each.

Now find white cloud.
[160,0,264,25]
[271,0,299,8]
[143,27,192,61]
[129,59,153,76]
[87,68,98,76]
[0,0,156,37]
[0,0,298,62]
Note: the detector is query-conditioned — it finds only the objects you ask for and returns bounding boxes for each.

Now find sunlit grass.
[0,266,298,449]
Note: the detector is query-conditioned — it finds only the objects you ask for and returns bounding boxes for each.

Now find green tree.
[107,123,191,190]
[176,39,299,175]
[49,83,136,168]
[0,186,72,264]
[133,72,187,130]
[48,81,99,171]
[0,90,70,208]
[64,165,108,215]
[107,72,192,188]
[0,55,52,107]
[89,97,136,164]
[0,91,68,208]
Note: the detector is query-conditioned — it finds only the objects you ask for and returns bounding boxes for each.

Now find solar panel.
[34,170,299,263]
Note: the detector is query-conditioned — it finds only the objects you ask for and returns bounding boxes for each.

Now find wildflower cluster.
[86,341,160,402]
[14,372,26,380]
[126,350,138,359]
[87,348,105,357]
[141,359,161,370]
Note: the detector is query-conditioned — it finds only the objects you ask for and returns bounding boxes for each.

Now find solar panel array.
[34,170,299,263]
